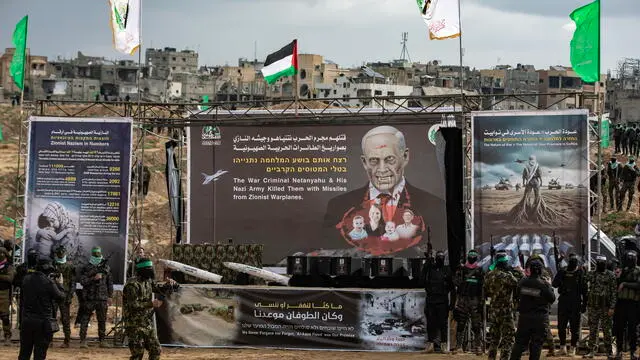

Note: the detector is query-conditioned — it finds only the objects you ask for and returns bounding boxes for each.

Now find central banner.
[156,285,426,351]
[188,118,447,265]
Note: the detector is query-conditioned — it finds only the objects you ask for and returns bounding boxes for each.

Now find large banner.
[472,110,589,274]
[24,117,132,284]
[188,119,447,264]
[156,286,426,351]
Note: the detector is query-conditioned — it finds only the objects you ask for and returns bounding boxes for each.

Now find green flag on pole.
[9,15,28,91]
[0,126,4,142]
[569,0,600,83]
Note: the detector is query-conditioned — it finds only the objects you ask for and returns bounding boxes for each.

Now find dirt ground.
[0,344,610,360]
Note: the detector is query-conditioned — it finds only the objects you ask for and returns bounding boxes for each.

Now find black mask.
[138,268,155,281]
[27,250,38,268]
[625,252,637,268]
[567,256,578,271]
[435,253,445,267]
[529,259,543,277]
[596,261,606,272]
[467,252,478,264]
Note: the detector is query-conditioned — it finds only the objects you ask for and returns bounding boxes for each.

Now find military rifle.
[552,231,560,272]
[426,226,433,258]
[85,252,114,279]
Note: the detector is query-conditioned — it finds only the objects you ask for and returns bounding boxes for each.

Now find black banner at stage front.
[156,286,426,351]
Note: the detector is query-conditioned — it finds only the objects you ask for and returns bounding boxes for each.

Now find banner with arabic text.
[471,110,589,276]
[187,118,447,265]
[156,285,426,351]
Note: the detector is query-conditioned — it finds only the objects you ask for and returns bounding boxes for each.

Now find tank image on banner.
[188,120,447,265]
[471,110,590,276]
[23,117,133,285]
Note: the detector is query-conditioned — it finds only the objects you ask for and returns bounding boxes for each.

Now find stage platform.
[156,285,426,352]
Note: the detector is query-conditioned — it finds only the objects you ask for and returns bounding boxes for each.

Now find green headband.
[135,260,153,269]
[497,256,509,263]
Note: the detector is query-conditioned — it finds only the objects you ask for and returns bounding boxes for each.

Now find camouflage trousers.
[125,325,161,360]
[453,296,482,350]
[487,307,515,360]
[0,291,11,340]
[54,301,72,342]
[588,306,613,353]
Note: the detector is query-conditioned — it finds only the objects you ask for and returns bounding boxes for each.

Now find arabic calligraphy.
[232,134,348,153]
[50,129,111,136]
[254,301,343,310]
[483,129,578,137]
[233,144,347,153]
[253,309,344,322]
[233,134,347,144]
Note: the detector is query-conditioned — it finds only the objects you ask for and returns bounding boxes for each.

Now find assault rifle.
[552,231,560,272]
[426,226,433,258]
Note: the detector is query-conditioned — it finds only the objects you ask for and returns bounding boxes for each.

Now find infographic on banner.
[24,117,132,284]
[471,110,589,274]
[156,286,426,351]
[188,119,447,264]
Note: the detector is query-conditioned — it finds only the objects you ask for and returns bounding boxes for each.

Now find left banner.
[23,117,133,285]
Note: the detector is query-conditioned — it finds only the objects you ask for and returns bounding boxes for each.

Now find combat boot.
[61,338,70,348]
[559,345,567,356]
[569,346,576,356]
[99,340,111,348]
[3,337,10,346]
[583,351,595,358]
[487,349,497,360]
[79,340,88,349]
[424,342,434,353]
[452,346,463,354]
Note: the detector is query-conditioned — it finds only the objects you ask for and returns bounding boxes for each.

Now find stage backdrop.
[471,110,589,274]
[187,118,448,265]
[156,285,426,351]
[23,116,133,285]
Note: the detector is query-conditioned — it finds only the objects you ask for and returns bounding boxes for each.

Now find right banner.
[472,110,590,274]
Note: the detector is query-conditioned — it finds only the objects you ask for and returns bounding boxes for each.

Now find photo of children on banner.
[34,201,79,260]
[339,197,426,255]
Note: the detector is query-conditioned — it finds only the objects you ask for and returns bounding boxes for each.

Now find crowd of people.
[0,241,170,360]
[421,248,640,360]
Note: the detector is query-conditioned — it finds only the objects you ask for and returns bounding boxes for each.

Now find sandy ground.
[0,344,610,360]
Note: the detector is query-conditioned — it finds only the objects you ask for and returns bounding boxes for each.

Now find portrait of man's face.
[361,132,409,192]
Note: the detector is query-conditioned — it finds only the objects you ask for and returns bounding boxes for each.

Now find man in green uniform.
[484,251,519,360]
[584,255,617,358]
[123,258,166,360]
[0,248,14,345]
[52,245,76,347]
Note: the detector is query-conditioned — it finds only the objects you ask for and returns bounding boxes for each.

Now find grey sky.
[0,0,637,73]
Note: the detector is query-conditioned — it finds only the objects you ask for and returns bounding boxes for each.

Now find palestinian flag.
[261,40,298,84]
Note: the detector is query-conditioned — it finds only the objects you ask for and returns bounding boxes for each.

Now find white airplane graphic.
[201,170,229,185]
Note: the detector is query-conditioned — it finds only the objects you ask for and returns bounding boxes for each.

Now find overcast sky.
[0,0,637,73]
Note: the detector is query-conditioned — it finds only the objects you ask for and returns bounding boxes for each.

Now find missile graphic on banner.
[202,170,229,185]
[223,262,290,286]
[159,259,223,283]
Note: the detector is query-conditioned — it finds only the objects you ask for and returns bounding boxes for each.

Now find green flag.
[569,0,599,83]
[601,118,609,148]
[0,125,3,142]
[9,15,28,91]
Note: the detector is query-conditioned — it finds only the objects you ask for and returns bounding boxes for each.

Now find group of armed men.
[0,242,173,360]
[604,124,640,213]
[421,248,640,360]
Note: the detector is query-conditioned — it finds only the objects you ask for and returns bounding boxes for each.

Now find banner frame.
[470,109,590,260]
[23,116,134,286]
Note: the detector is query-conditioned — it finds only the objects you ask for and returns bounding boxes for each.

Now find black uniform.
[614,126,623,154]
[551,266,586,348]
[453,264,484,352]
[509,271,556,360]
[18,263,65,360]
[422,256,455,351]
[614,260,640,357]
[606,161,621,211]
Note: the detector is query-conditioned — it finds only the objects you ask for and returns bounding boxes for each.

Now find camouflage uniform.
[453,264,484,352]
[79,262,113,345]
[0,249,15,342]
[584,269,617,354]
[484,266,519,360]
[53,259,76,345]
[123,277,162,360]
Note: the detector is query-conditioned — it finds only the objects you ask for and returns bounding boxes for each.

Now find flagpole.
[595,0,602,255]
[294,39,299,116]
[19,16,29,116]
[457,0,464,114]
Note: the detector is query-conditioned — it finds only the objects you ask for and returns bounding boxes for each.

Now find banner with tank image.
[155,286,426,351]
[23,117,133,285]
[471,110,589,276]
[187,116,448,265]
